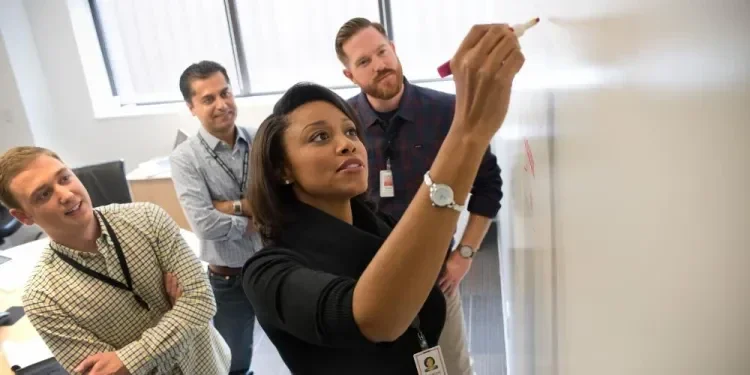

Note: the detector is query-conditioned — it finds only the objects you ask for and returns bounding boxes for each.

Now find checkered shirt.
[22,202,230,375]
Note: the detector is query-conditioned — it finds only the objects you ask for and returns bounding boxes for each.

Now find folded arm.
[23,291,117,375]
[212,197,253,218]
[170,151,249,240]
[114,204,218,374]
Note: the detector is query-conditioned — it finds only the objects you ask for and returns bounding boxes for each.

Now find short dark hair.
[335,17,388,64]
[178,60,230,103]
[248,82,368,244]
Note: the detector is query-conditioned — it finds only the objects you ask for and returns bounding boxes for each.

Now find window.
[234,0,381,93]
[90,0,504,106]
[93,0,241,105]
[390,1,505,81]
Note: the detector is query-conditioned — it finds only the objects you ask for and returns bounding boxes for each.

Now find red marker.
[437,17,540,78]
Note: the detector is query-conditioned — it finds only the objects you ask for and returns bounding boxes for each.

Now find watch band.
[423,171,464,212]
[232,200,243,216]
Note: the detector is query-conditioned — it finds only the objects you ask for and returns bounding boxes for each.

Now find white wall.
[498,0,750,374]
[0,11,34,153]
[0,0,63,153]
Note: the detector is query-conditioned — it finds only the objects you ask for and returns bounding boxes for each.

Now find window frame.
[73,0,452,118]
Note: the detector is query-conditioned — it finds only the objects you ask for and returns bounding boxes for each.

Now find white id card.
[414,345,447,375]
[379,169,394,197]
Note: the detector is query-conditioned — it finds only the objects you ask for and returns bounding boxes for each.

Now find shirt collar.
[353,77,419,128]
[275,199,391,277]
[198,126,247,150]
[49,212,112,258]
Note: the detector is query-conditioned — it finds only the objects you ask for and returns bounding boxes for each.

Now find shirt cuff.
[229,215,250,238]
[116,341,155,375]
[467,194,501,218]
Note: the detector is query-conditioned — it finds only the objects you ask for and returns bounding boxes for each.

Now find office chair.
[11,358,67,374]
[72,160,133,208]
[0,205,22,247]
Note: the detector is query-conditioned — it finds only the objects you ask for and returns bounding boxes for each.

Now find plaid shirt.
[22,203,230,375]
[348,78,503,222]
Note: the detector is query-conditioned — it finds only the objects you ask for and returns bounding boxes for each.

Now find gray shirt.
[170,126,261,267]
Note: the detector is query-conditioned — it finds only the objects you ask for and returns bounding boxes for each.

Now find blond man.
[0,146,230,375]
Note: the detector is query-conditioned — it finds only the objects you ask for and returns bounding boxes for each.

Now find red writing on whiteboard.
[523,138,536,178]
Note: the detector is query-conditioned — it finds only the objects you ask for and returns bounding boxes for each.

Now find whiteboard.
[490,1,750,374]
[494,88,557,375]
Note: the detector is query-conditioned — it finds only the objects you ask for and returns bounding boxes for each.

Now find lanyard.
[410,315,430,351]
[52,211,149,310]
[197,133,249,195]
[380,117,405,166]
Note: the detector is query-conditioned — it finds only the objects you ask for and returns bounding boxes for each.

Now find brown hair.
[335,17,388,65]
[0,146,62,209]
[248,82,369,245]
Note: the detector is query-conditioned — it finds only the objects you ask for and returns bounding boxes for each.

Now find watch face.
[431,184,454,206]
[459,246,474,258]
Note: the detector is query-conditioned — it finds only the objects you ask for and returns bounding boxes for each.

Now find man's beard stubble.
[363,66,404,101]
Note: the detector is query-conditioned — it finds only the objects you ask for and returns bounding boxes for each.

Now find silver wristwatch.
[423,171,464,212]
[232,200,243,215]
[458,244,476,259]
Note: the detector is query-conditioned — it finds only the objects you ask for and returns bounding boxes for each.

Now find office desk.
[127,161,191,231]
[0,229,201,374]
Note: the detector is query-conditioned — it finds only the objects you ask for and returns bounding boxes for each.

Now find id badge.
[414,345,447,375]
[379,169,394,198]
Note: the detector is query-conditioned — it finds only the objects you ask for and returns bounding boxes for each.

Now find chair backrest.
[72,160,133,208]
[0,205,22,244]
[173,129,189,150]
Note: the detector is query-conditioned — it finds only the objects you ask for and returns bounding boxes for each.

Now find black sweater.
[241,199,446,374]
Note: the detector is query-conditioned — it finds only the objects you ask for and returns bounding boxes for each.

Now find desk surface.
[0,229,200,374]
[125,156,171,181]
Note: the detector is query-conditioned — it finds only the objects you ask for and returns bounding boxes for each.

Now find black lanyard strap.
[197,133,248,194]
[382,119,401,163]
[52,211,149,310]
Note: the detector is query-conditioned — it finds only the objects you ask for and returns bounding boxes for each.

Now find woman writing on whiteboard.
[242,23,525,374]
